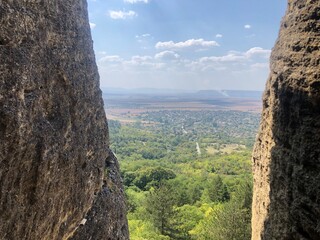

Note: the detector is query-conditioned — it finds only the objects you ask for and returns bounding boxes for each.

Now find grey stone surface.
[252,0,320,239]
[0,1,128,239]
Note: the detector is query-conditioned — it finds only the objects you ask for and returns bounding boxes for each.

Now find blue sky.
[88,0,287,91]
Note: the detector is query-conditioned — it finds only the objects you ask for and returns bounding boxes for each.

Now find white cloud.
[141,33,151,38]
[244,24,251,29]
[98,51,108,55]
[198,47,270,63]
[99,55,123,63]
[123,55,166,70]
[215,34,223,38]
[135,33,152,41]
[245,47,271,58]
[109,10,137,19]
[131,55,153,62]
[155,38,219,50]
[124,0,149,3]
[251,63,269,69]
[135,34,153,49]
[89,22,96,29]
[155,51,180,60]
[199,54,246,63]
[97,47,271,90]
[98,47,270,71]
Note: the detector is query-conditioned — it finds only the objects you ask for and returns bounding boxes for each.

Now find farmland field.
[104,91,262,124]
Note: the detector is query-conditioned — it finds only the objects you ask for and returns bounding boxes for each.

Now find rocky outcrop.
[71,151,129,240]
[252,0,320,239]
[0,1,128,239]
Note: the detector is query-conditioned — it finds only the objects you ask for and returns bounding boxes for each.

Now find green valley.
[107,97,260,240]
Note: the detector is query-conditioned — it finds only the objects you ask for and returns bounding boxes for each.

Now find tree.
[122,171,136,187]
[191,178,252,240]
[200,188,212,204]
[207,175,230,202]
[145,183,177,237]
[187,182,203,204]
[191,202,250,240]
[134,167,176,190]
[172,204,203,239]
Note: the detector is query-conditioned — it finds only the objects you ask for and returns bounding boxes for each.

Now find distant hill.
[101,87,193,96]
[101,88,262,99]
[101,88,263,101]
[195,90,263,99]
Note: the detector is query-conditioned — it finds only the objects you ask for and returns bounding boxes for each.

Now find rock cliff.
[252,0,320,239]
[0,1,128,239]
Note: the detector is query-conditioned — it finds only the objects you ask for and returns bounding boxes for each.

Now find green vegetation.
[108,110,259,240]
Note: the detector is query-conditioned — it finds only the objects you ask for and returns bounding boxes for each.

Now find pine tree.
[145,183,176,236]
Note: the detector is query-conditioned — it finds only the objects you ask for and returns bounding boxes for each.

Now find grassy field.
[206,144,247,155]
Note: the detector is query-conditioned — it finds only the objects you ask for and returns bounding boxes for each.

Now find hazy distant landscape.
[104,89,262,239]
[103,88,262,124]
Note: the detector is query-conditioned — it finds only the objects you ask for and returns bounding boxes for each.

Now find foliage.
[134,167,176,190]
[145,183,177,236]
[206,175,230,202]
[107,110,258,239]
[129,218,170,240]
[190,178,252,240]
[171,204,203,239]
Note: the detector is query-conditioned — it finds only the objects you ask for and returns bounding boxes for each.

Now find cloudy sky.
[88,0,287,91]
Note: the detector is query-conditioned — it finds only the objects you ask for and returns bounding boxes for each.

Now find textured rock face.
[0,1,128,239]
[71,151,129,240]
[252,0,320,239]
